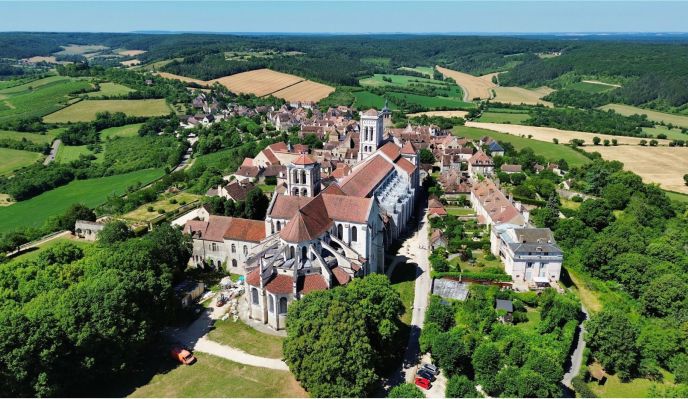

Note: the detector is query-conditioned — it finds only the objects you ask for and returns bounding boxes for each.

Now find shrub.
[571,375,597,398]
[157,208,166,214]
[147,206,154,212]
[389,383,424,398]
[169,198,178,204]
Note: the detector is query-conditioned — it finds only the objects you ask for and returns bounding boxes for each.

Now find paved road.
[43,139,61,165]
[562,304,590,388]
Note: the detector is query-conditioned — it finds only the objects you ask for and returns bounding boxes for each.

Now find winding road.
[562,304,590,388]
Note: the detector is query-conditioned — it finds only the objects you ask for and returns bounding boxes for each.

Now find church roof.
[339,155,393,198]
[292,153,316,165]
[279,208,332,243]
[297,274,328,294]
[379,141,401,161]
[363,108,379,117]
[401,141,416,155]
[395,157,416,176]
[269,194,312,219]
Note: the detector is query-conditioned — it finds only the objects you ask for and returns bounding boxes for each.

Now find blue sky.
[1,1,687,33]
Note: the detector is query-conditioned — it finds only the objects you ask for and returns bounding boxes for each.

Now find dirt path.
[5,230,70,258]
[562,304,590,388]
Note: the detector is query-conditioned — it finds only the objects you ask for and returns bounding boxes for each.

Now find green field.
[600,103,688,128]
[453,125,591,167]
[642,126,688,141]
[665,190,688,204]
[7,237,93,264]
[586,369,675,398]
[477,111,530,124]
[0,130,54,144]
[55,145,102,163]
[87,82,135,98]
[101,123,144,139]
[0,76,92,123]
[388,91,475,109]
[123,192,201,223]
[0,168,164,233]
[568,81,618,93]
[0,148,43,175]
[43,99,172,123]
[398,66,434,78]
[353,90,397,110]
[360,73,445,88]
[207,318,284,358]
[127,353,306,398]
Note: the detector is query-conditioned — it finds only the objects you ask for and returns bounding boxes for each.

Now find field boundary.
[260,78,305,98]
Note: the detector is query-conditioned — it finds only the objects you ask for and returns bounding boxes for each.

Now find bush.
[147,206,154,212]
[169,198,178,204]
[389,383,425,398]
[572,375,597,398]
[446,375,478,398]
[157,208,166,214]
[571,195,584,202]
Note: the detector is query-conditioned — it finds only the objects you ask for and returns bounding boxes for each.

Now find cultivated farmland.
[270,80,335,102]
[43,99,172,123]
[210,68,305,97]
[465,121,671,146]
[100,123,144,139]
[407,110,469,118]
[582,145,688,194]
[0,130,54,144]
[0,76,92,123]
[0,148,43,176]
[600,104,688,128]
[118,49,147,56]
[492,86,554,107]
[0,168,164,233]
[436,65,495,100]
[156,72,208,86]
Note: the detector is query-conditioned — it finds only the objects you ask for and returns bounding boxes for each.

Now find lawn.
[446,207,475,216]
[452,125,591,167]
[389,261,417,325]
[388,91,475,110]
[665,190,688,204]
[101,123,144,139]
[515,307,541,332]
[477,111,530,124]
[586,369,675,398]
[0,147,43,176]
[560,198,582,210]
[87,82,135,98]
[128,353,306,398]
[600,103,688,128]
[257,184,276,193]
[207,318,284,359]
[55,145,102,163]
[7,237,93,264]
[43,99,172,123]
[352,90,397,110]
[0,168,164,233]
[0,76,92,123]
[123,192,201,223]
[568,81,617,93]
[0,130,55,144]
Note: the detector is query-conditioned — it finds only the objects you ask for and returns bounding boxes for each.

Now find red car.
[171,346,197,365]
[415,376,431,390]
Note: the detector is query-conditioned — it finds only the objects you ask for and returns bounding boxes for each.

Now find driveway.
[562,304,590,388]
[43,139,61,165]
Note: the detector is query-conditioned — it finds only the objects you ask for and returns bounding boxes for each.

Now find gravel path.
[562,304,590,388]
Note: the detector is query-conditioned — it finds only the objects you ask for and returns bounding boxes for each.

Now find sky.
[1,1,687,33]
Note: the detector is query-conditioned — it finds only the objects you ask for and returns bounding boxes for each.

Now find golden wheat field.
[436,65,495,100]
[156,72,209,86]
[270,80,334,102]
[118,49,147,56]
[582,146,688,194]
[492,86,554,107]
[407,110,469,118]
[465,122,671,146]
[210,69,304,97]
[120,59,141,67]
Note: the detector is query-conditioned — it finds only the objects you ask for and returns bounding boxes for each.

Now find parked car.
[415,376,431,390]
[171,346,197,365]
[417,369,435,382]
[421,363,439,376]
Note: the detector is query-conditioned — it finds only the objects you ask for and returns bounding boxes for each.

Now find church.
[185,108,420,330]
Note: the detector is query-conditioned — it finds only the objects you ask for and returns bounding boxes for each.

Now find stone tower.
[286,154,321,197]
[358,108,383,161]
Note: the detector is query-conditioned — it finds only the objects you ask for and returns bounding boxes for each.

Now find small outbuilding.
[496,299,514,323]
[174,280,206,308]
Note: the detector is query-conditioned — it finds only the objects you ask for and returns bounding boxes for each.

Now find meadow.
[359,73,445,88]
[491,86,553,107]
[642,125,688,141]
[55,145,102,163]
[600,103,688,128]
[352,90,396,109]
[0,148,43,176]
[0,129,54,144]
[0,168,164,233]
[398,66,434,77]
[453,125,591,167]
[86,82,135,98]
[100,123,144,139]
[0,76,92,123]
[43,99,172,123]
[388,91,475,109]
[407,110,468,118]
[477,111,530,124]
[123,192,201,223]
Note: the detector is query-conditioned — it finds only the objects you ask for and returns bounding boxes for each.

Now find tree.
[38,242,83,265]
[586,308,638,378]
[1,231,29,252]
[56,203,96,233]
[684,174,688,186]
[540,193,560,229]
[389,383,424,398]
[472,343,502,395]
[553,218,593,249]
[593,136,601,145]
[426,295,455,331]
[578,199,614,231]
[446,375,477,398]
[639,274,688,319]
[419,148,435,164]
[243,188,270,220]
[97,220,132,245]
[432,328,473,376]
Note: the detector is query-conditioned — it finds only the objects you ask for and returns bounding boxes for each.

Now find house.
[218,180,256,202]
[75,220,105,241]
[468,151,494,178]
[428,198,447,218]
[495,299,514,323]
[494,226,563,283]
[432,279,469,301]
[487,141,505,157]
[430,229,448,250]
[253,142,309,167]
[500,164,522,174]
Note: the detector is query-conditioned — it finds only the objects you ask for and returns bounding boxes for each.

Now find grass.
[389,261,417,325]
[600,103,688,128]
[568,81,617,93]
[586,369,675,398]
[123,192,201,223]
[453,125,591,167]
[87,82,135,98]
[560,198,582,210]
[43,99,172,123]
[388,91,475,110]
[665,190,688,204]
[101,123,144,139]
[0,168,164,233]
[55,145,101,163]
[0,147,43,176]
[257,184,276,193]
[446,207,475,216]
[207,318,284,358]
[642,126,688,141]
[360,74,445,88]
[353,90,397,110]
[7,237,92,264]
[477,111,530,124]
[0,130,55,145]
[515,307,541,332]
[398,66,435,78]
[0,76,92,123]
[128,353,306,398]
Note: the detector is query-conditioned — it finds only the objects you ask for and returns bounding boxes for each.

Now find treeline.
[525,108,653,137]
[59,111,151,145]
[0,138,50,154]
[0,225,191,396]
[547,159,688,385]
[542,88,611,109]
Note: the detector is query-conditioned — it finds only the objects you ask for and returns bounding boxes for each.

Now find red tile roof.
[260,148,280,165]
[292,154,316,165]
[331,266,351,286]
[401,141,416,155]
[330,164,351,179]
[322,184,346,196]
[469,150,493,166]
[298,274,328,294]
[395,157,416,176]
[265,273,293,294]
[339,155,393,198]
[379,141,401,161]
[363,108,379,117]
[321,194,372,224]
[268,194,312,219]
[223,218,266,243]
[279,208,332,243]
[246,268,260,287]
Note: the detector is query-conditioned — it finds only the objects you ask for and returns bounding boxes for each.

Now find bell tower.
[358,108,383,161]
[286,154,321,197]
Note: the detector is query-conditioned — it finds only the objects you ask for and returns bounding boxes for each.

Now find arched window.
[300,170,306,184]
[276,221,281,231]
[301,188,307,196]
[301,246,307,260]
[292,169,299,184]
[351,226,358,242]
[279,297,288,314]
[232,259,237,267]
[243,245,248,256]
[337,224,343,239]
[289,246,295,259]
[231,244,236,253]
[252,288,259,305]
[268,295,274,313]
[292,187,299,196]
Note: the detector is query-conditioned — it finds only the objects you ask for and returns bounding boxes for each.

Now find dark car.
[417,369,435,382]
[421,363,439,376]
